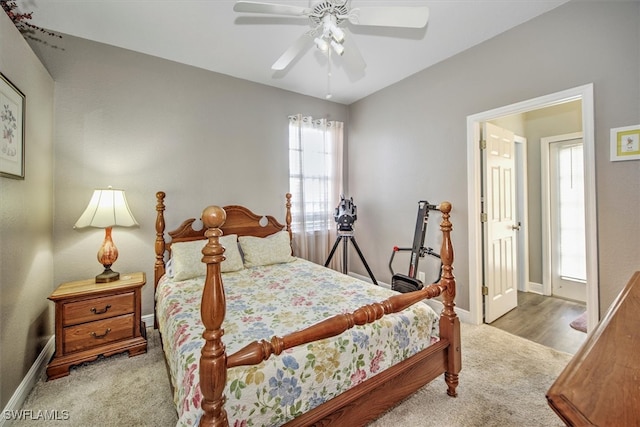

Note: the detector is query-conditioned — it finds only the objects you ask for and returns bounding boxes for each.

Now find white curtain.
[288,114,344,269]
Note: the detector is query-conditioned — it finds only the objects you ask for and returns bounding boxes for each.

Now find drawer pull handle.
[90,328,111,339]
[90,305,112,315]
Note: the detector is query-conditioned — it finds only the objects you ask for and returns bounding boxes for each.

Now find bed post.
[199,206,229,427]
[438,202,461,397]
[285,192,292,242]
[154,191,167,329]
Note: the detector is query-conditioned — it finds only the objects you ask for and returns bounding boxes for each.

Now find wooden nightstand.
[46,272,147,380]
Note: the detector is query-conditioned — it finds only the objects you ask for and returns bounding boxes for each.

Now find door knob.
[511,222,521,231]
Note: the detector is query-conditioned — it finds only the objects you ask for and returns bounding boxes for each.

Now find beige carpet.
[14,329,177,427]
[371,323,570,427]
[15,323,570,426]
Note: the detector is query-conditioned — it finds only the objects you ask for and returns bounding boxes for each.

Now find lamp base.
[96,267,120,283]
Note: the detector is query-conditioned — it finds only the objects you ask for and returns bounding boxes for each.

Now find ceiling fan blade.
[341,34,366,76]
[347,6,429,28]
[233,1,311,17]
[272,30,316,71]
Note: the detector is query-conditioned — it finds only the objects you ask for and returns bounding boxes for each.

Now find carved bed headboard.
[154,191,292,290]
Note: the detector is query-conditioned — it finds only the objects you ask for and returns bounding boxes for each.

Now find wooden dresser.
[46,272,147,380]
[546,271,640,425]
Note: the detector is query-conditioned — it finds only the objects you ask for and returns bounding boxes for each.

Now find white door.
[468,85,598,331]
[546,137,587,302]
[483,122,519,323]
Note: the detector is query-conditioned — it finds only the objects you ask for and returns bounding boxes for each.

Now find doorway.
[467,84,599,332]
[542,133,587,303]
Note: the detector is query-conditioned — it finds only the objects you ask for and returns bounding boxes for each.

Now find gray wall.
[2,11,346,409]
[27,33,349,319]
[521,101,583,285]
[3,0,640,411]
[348,0,640,314]
[0,13,55,409]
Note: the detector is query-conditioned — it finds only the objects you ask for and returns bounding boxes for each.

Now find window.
[288,114,344,265]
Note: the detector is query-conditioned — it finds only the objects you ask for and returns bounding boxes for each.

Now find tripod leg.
[342,237,349,274]
[325,236,342,268]
[349,236,378,286]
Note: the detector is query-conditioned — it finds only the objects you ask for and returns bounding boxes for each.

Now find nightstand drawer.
[47,272,147,379]
[63,292,134,326]
[63,314,135,353]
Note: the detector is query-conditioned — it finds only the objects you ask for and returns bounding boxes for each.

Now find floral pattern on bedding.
[156,258,439,427]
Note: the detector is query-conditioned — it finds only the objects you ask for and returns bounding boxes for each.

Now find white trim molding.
[1,315,157,427]
[528,282,544,295]
[467,83,598,330]
[142,313,155,330]
[0,336,55,427]
[540,132,585,299]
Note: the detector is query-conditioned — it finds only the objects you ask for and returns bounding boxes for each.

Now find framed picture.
[610,124,640,162]
[0,73,25,179]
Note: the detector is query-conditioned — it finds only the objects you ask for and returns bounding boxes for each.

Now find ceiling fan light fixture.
[330,40,345,56]
[314,37,329,51]
[234,0,429,74]
[329,23,344,43]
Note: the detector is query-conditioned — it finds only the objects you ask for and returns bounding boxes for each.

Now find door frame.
[541,132,585,299]
[466,83,599,331]
[514,135,530,294]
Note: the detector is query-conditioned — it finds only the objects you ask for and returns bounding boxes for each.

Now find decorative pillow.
[238,230,295,267]
[171,234,243,281]
[165,258,174,278]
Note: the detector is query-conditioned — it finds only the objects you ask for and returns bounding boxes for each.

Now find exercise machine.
[389,200,442,293]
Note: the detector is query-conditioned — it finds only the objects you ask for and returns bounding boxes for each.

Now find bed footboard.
[196,201,459,427]
[227,270,450,370]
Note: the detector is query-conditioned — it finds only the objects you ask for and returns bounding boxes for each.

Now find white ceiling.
[23,0,570,105]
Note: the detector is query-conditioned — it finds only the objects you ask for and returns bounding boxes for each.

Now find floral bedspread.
[156,258,439,427]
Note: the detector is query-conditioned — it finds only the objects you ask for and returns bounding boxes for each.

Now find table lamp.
[74,187,138,283]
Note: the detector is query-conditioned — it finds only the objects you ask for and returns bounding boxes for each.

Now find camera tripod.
[325,230,378,286]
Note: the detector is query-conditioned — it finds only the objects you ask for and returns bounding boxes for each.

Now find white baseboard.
[0,314,158,427]
[0,336,55,427]
[348,271,472,324]
[424,298,472,325]
[141,313,155,329]
[348,271,390,288]
[528,282,544,294]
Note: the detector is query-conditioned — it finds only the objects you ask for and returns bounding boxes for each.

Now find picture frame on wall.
[610,124,640,162]
[0,72,25,179]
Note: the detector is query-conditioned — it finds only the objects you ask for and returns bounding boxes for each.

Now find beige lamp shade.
[75,187,138,283]
[74,187,138,229]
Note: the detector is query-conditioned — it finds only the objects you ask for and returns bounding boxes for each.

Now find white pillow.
[171,234,243,281]
[238,231,295,267]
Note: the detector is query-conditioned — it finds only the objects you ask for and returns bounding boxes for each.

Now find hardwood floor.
[489,291,587,354]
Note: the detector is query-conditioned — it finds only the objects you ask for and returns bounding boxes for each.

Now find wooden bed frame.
[154,191,461,427]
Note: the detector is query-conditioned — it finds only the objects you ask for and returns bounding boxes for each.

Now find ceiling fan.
[233,1,429,72]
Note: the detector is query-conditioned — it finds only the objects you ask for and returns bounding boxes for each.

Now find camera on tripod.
[325,195,377,285]
[334,195,357,232]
